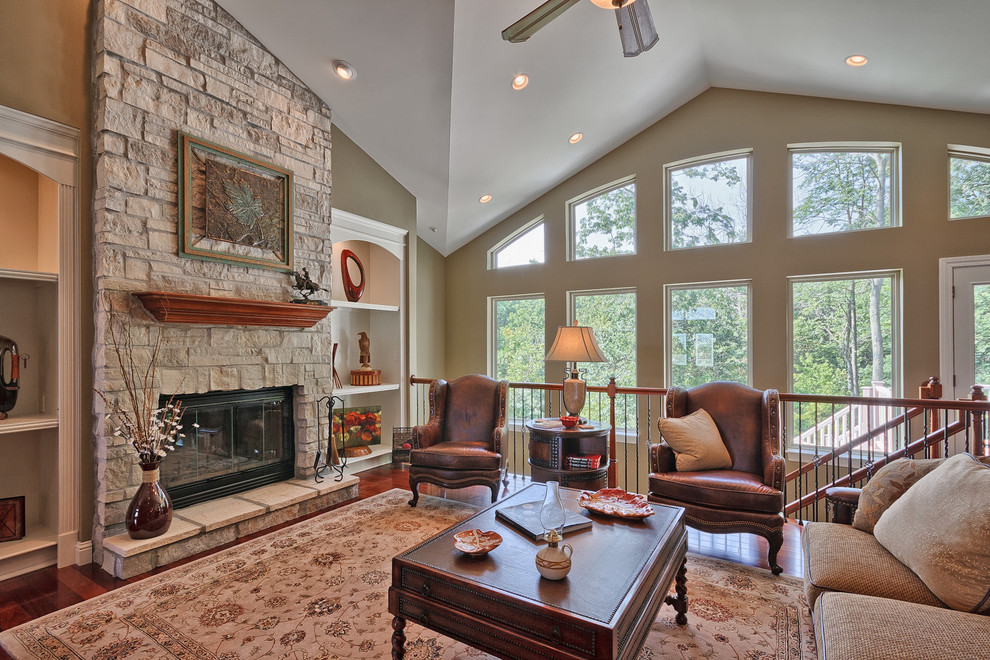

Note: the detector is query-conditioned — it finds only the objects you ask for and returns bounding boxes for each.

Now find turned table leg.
[664,557,688,625]
[391,616,406,659]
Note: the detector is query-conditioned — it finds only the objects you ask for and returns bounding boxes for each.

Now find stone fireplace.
[91,0,358,577]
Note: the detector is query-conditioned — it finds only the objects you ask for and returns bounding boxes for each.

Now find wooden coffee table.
[388,484,687,659]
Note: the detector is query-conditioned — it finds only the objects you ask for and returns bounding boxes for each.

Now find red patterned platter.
[578,488,655,519]
[453,529,503,556]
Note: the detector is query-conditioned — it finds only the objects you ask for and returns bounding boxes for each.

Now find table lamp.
[544,321,607,419]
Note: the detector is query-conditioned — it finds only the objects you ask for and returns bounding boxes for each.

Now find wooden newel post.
[919,377,942,457]
[607,376,617,488]
[971,385,987,457]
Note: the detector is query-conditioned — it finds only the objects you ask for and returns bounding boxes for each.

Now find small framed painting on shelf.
[0,495,25,543]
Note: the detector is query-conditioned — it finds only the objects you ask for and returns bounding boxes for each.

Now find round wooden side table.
[525,419,611,490]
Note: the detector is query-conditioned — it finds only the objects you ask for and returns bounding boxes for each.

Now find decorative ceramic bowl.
[560,416,580,428]
[578,488,655,519]
[453,529,503,556]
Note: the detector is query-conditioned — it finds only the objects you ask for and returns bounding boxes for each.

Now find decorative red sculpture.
[340,249,365,302]
[0,335,19,420]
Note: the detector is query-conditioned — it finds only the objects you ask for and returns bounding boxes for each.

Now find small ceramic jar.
[535,530,573,580]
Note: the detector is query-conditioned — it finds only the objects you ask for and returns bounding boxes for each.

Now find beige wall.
[0,0,94,540]
[446,88,990,393]
[330,126,446,384]
[0,155,40,271]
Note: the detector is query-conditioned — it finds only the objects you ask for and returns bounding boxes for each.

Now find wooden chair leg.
[408,477,420,507]
[489,481,499,504]
[767,530,784,575]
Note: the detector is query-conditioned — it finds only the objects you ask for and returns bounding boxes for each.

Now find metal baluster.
[943,408,950,457]
[812,402,820,523]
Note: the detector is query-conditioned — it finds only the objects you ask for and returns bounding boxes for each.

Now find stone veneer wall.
[92,0,334,564]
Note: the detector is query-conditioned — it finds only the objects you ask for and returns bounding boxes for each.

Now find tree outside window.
[571,290,636,428]
[667,284,750,387]
[790,273,898,448]
[949,152,990,219]
[791,146,898,236]
[668,153,750,249]
[975,284,990,386]
[492,221,545,268]
[493,296,546,421]
[571,182,636,259]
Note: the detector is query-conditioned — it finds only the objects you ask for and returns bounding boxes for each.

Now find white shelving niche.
[0,104,81,580]
[330,209,408,471]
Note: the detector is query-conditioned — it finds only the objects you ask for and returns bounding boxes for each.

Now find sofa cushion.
[852,457,945,534]
[649,469,781,514]
[873,453,990,613]
[814,592,990,660]
[801,522,943,610]
[657,408,732,471]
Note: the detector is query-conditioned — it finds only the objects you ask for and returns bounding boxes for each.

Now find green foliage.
[950,156,990,219]
[670,158,748,248]
[495,298,545,384]
[791,277,893,398]
[574,184,636,259]
[792,151,891,236]
[975,284,990,385]
[669,286,749,387]
[575,291,637,428]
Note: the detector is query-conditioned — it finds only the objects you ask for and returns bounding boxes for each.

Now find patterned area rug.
[0,490,815,659]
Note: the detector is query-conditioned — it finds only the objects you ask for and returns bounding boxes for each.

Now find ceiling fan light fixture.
[331,59,356,81]
[569,132,583,144]
[512,74,529,90]
[845,54,869,67]
[591,0,635,8]
[616,0,658,57]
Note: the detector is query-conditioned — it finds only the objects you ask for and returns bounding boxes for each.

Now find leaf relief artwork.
[204,158,285,255]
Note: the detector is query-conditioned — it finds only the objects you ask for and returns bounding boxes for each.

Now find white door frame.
[938,254,990,398]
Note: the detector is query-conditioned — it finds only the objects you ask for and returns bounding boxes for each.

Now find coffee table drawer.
[397,566,601,656]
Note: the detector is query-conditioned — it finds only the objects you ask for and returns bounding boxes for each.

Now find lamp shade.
[545,324,607,363]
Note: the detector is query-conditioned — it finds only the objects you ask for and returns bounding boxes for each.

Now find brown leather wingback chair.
[648,382,785,574]
[408,374,509,507]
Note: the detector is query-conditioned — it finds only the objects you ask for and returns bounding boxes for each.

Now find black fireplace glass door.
[160,387,294,509]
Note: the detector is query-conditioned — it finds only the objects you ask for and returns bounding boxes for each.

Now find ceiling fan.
[502,0,658,57]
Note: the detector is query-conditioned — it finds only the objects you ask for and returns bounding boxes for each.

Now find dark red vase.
[126,461,173,539]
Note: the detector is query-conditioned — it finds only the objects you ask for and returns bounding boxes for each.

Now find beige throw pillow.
[658,408,732,472]
[852,458,946,534]
[873,453,990,613]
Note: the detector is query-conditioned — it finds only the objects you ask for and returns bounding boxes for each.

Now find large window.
[790,272,898,397]
[666,151,751,249]
[949,147,990,219]
[569,180,636,259]
[492,295,545,384]
[790,144,899,237]
[489,218,545,269]
[666,282,750,387]
[570,289,636,428]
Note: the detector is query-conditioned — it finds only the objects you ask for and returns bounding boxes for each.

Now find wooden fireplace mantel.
[133,291,332,328]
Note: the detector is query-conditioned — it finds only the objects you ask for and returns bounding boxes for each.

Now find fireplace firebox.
[160,387,295,509]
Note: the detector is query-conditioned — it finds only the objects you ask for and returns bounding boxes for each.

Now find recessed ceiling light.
[429,226,438,233]
[590,0,633,8]
[479,194,492,204]
[331,59,356,81]
[512,74,529,90]
[569,132,583,144]
[845,54,869,67]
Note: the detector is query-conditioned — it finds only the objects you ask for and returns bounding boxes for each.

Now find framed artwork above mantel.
[178,132,294,271]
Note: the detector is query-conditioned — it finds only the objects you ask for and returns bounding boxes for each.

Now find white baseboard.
[75,540,93,567]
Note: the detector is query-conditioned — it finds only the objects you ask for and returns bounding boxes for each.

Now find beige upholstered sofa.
[802,454,990,659]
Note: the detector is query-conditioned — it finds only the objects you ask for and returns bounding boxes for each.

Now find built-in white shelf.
[0,268,58,283]
[334,383,401,397]
[0,524,57,561]
[330,299,400,313]
[0,413,58,435]
[343,443,392,466]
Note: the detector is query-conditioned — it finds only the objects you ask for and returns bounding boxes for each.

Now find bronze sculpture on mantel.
[289,268,328,305]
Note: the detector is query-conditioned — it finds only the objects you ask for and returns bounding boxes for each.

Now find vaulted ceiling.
[218,0,990,255]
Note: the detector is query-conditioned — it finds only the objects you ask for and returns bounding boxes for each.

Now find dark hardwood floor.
[0,464,804,656]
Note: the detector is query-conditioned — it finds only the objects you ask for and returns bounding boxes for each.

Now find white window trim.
[663,279,753,387]
[947,145,990,221]
[788,142,902,238]
[566,175,637,262]
[488,293,546,379]
[663,148,753,251]
[487,215,545,270]
[785,269,903,398]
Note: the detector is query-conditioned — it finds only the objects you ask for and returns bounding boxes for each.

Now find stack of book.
[565,454,602,470]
